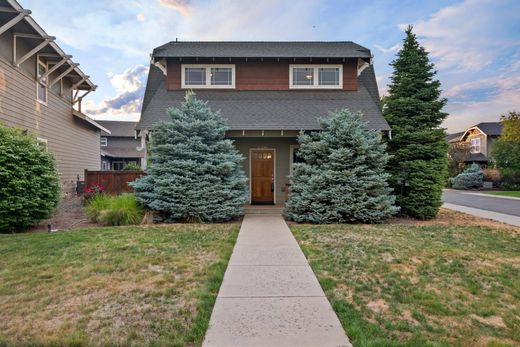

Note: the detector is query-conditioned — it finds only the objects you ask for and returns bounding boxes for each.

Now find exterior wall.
[231,136,298,204]
[0,47,100,194]
[166,58,358,91]
[102,136,141,149]
[465,132,487,157]
[486,136,498,158]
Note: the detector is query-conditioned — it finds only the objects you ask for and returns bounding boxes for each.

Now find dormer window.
[289,64,342,89]
[181,64,235,89]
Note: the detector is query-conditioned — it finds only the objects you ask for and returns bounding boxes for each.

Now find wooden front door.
[251,150,274,204]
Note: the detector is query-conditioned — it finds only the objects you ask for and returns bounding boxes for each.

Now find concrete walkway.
[203,214,351,347]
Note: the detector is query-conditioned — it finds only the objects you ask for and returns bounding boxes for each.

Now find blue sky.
[20,0,520,133]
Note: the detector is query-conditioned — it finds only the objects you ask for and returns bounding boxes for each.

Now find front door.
[251,150,274,204]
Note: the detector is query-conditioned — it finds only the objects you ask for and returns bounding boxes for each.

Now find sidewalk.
[203,214,351,347]
[443,203,520,227]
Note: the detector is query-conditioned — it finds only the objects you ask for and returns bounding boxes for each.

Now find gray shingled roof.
[153,41,371,59]
[474,122,502,136]
[137,65,390,131]
[446,131,464,143]
[98,121,138,137]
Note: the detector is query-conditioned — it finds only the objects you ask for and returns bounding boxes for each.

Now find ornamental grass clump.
[0,124,60,233]
[86,193,143,226]
[284,109,398,224]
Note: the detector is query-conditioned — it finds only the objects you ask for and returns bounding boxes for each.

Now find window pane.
[185,68,206,85]
[211,67,232,85]
[319,67,339,85]
[293,67,313,85]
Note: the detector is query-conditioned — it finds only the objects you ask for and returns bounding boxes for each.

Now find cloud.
[409,0,520,71]
[375,43,401,54]
[158,0,191,16]
[86,65,149,120]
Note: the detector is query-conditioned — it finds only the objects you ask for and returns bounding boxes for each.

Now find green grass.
[291,213,520,347]
[0,224,239,346]
[485,191,520,198]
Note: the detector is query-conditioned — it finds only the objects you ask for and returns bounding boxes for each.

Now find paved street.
[443,190,520,217]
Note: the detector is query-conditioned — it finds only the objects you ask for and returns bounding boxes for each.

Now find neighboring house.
[448,122,503,163]
[136,41,390,205]
[97,121,144,170]
[0,0,108,194]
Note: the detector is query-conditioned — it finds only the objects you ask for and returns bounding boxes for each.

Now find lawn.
[291,210,520,347]
[0,224,239,346]
[485,191,520,198]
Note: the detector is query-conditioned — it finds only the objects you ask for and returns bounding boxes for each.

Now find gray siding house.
[97,121,144,170]
[0,0,107,194]
[136,41,390,205]
[448,122,503,163]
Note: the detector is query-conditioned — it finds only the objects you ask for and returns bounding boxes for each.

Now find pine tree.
[383,25,448,219]
[284,109,398,224]
[131,92,248,222]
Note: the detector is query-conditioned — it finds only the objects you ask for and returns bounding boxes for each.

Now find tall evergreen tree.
[384,25,448,219]
[284,109,398,224]
[131,92,248,222]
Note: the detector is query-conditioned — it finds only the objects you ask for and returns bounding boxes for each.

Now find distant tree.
[122,162,141,171]
[499,111,520,143]
[0,124,60,232]
[493,111,520,189]
[284,109,398,224]
[448,142,471,177]
[130,92,248,222]
[383,25,449,219]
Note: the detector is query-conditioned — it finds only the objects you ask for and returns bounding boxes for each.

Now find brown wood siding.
[166,59,358,91]
[0,57,100,194]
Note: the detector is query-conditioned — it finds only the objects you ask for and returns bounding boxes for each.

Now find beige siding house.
[0,0,107,194]
[448,122,503,163]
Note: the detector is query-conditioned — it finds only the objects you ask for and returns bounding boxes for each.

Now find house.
[0,0,107,194]
[136,41,390,205]
[448,122,503,163]
[97,121,145,170]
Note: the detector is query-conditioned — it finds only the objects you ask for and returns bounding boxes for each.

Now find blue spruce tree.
[131,92,248,222]
[284,109,398,223]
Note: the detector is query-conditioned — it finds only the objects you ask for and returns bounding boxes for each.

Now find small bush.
[451,164,484,189]
[83,183,105,201]
[86,193,143,226]
[122,163,141,171]
[0,124,60,232]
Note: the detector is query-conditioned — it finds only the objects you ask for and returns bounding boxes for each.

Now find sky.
[19,0,520,133]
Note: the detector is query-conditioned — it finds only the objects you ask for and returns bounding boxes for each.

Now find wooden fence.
[84,170,146,195]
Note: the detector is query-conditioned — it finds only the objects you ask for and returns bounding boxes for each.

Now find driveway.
[443,190,520,217]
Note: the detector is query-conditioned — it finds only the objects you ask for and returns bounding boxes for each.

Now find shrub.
[451,164,484,189]
[83,183,105,201]
[131,92,248,222]
[86,193,143,226]
[122,163,141,171]
[0,124,60,232]
[284,109,399,224]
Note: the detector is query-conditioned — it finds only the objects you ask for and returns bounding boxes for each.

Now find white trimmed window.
[470,138,481,153]
[181,64,235,88]
[36,58,48,104]
[100,137,108,147]
[290,64,343,89]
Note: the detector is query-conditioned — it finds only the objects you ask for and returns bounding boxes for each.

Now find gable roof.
[136,64,390,132]
[473,122,502,136]
[446,131,464,143]
[153,41,372,59]
[97,121,138,137]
